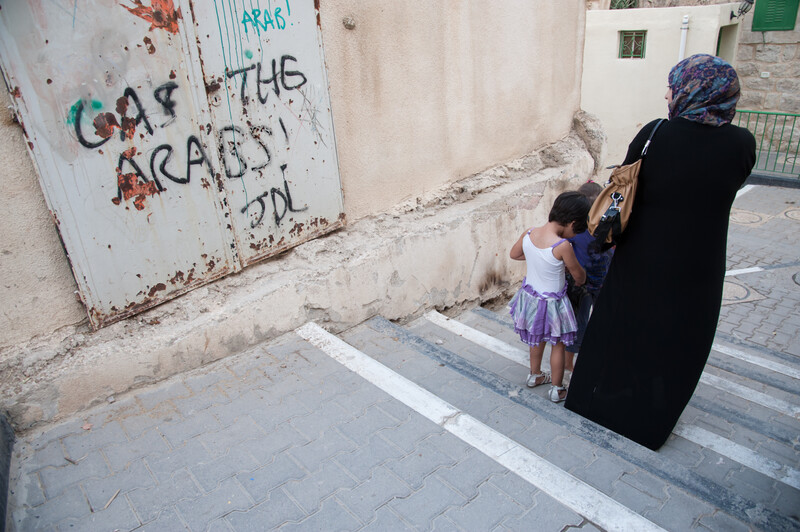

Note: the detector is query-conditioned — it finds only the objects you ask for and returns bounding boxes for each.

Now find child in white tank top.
[508,191,589,403]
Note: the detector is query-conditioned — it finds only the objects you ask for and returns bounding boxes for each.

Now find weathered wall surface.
[0,90,87,347]
[0,122,597,430]
[319,1,586,220]
[736,7,800,113]
[0,0,586,348]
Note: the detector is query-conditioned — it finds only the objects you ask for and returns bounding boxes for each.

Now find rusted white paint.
[0,0,344,328]
[189,0,345,265]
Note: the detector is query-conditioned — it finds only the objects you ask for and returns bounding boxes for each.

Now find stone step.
[326,312,799,531]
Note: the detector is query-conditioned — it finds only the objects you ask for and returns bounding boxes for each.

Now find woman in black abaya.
[564,54,756,450]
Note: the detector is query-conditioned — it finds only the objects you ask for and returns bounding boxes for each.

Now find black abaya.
[564,117,756,450]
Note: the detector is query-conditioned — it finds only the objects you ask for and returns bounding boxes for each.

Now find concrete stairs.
[301,302,800,531]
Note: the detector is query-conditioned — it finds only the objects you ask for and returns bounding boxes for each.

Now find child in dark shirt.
[565,181,614,378]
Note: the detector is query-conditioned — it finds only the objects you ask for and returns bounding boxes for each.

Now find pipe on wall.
[679,15,690,60]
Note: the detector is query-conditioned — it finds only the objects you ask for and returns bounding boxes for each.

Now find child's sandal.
[549,385,567,403]
[526,372,551,388]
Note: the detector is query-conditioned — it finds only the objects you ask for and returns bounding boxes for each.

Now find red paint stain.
[93,112,120,139]
[169,70,176,79]
[120,117,138,140]
[115,148,160,210]
[147,283,167,297]
[205,80,221,94]
[115,96,129,115]
[143,36,156,54]
[123,0,182,34]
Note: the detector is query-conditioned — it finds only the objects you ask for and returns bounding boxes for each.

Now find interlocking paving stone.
[61,421,128,461]
[647,487,718,531]
[387,474,466,529]
[134,381,192,411]
[145,439,213,484]
[118,403,178,439]
[38,451,110,499]
[174,477,253,531]
[197,417,267,457]
[334,433,406,481]
[15,486,90,529]
[279,497,362,531]
[444,481,526,530]
[235,422,309,465]
[235,452,306,503]
[333,466,413,523]
[157,409,221,447]
[287,427,357,473]
[190,446,261,493]
[501,490,585,531]
[56,495,140,532]
[433,449,506,500]
[103,428,170,472]
[360,506,415,531]
[282,460,357,514]
[225,487,305,530]
[385,438,458,490]
[81,459,155,512]
[126,469,202,523]
[133,508,186,532]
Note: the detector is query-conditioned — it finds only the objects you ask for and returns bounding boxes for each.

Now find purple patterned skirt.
[508,278,578,347]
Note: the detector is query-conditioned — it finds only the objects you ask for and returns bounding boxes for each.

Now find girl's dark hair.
[577,181,603,204]
[549,191,591,234]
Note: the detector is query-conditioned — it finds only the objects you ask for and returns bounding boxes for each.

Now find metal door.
[190,0,345,264]
[0,0,344,329]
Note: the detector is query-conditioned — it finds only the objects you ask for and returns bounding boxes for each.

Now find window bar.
[766,114,777,173]
[789,116,799,175]
[776,115,787,174]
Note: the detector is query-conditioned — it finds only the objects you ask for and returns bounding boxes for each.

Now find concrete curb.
[745,173,800,189]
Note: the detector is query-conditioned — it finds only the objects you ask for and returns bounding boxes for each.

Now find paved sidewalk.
[4,184,800,531]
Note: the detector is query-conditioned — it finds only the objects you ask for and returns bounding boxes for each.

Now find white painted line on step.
[725,266,764,277]
[296,322,665,532]
[699,372,800,419]
[735,184,755,199]
[424,311,529,367]
[674,423,800,490]
[712,343,800,380]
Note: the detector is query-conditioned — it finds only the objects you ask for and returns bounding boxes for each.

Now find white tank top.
[523,232,567,296]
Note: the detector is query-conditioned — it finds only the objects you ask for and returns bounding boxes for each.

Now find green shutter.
[752,0,799,31]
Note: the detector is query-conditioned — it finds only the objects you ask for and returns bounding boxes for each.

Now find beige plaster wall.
[319,1,586,220]
[0,90,86,348]
[581,4,741,169]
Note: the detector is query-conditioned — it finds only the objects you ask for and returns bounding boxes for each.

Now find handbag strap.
[640,119,666,158]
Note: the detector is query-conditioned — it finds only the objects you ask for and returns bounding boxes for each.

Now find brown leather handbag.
[588,119,665,245]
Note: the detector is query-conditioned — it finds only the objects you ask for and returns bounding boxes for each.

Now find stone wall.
[736,8,800,113]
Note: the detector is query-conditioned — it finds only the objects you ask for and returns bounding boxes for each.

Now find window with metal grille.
[752,0,799,31]
[619,31,647,58]
[611,0,638,8]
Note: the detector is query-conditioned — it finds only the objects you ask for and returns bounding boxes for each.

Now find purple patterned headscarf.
[667,54,740,126]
